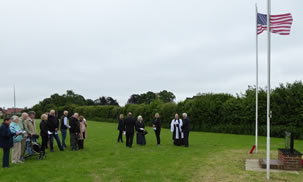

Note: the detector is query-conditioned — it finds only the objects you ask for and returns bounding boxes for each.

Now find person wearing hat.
[0,117,22,168]
[24,111,38,155]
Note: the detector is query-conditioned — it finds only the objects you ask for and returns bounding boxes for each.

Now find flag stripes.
[257,13,293,35]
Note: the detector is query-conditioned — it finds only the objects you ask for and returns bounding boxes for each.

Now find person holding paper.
[124,112,136,148]
[136,115,146,146]
[170,114,184,146]
[152,113,161,145]
[9,116,24,164]
[117,114,124,143]
[47,110,64,152]
[60,111,70,149]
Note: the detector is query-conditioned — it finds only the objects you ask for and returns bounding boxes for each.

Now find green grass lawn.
[0,120,303,182]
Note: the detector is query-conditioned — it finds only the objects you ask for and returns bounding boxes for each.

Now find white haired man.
[60,111,70,149]
[182,113,190,147]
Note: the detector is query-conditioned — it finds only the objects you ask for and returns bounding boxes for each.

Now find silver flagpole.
[255,3,259,154]
[266,0,271,180]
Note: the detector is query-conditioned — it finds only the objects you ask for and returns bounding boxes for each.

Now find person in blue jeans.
[0,117,22,168]
[47,110,64,152]
[60,111,70,149]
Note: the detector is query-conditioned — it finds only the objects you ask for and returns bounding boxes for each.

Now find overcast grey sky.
[0,0,302,108]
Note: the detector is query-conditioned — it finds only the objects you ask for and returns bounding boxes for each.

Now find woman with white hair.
[9,116,24,164]
[135,115,146,146]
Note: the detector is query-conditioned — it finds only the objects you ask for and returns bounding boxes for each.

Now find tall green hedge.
[31,81,303,139]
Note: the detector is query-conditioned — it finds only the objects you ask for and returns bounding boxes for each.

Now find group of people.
[117,112,190,148]
[0,109,87,168]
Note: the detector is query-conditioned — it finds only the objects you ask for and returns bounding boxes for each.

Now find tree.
[127,94,140,104]
[159,90,176,103]
[86,99,95,106]
[95,96,119,106]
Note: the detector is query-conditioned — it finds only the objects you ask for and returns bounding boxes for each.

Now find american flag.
[257,13,293,35]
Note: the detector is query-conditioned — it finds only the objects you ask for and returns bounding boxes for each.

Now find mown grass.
[0,120,303,182]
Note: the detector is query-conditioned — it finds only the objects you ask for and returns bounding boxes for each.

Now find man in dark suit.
[124,112,136,148]
[182,113,190,147]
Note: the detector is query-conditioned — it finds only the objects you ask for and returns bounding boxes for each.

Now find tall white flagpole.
[255,3,259,154]
[266,0,271,180]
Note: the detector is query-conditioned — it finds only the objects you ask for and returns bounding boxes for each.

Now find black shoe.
[50,149,54,152]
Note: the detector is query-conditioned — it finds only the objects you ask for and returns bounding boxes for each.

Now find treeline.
[29,81,303,138]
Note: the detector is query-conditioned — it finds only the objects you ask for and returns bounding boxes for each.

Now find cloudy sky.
[0,0,302,108]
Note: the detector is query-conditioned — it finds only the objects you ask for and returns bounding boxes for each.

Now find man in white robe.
[170,114,184,146]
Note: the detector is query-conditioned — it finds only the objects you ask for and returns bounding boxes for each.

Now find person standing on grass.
[152,113,161,145]
[69,113,80,151]
[28,111,37,142]
[136,115,146,146]
[78,116,87,149]
[0,117,22,168]
[117,114,124,143]
[124,112,136,148]
[170,113,184,146]
[10,116,24,164]
[60,111,70,149]
[182,113,190,147]
[40,114,49,157]
[47,110,64,152]
[19,113,28,161]
[24,111,38,156]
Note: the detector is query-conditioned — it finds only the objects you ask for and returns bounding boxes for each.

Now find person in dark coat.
[69,113,80,151]
[40,114,49,156]
[124,112,136,148]
[182,113,190,147]
[117,114,124,143]
[0,117,21,168]
[136,116,146,146]
[152,113,161,145]
[47,110,64,152]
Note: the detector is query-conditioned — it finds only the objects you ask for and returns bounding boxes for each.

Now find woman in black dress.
[117,114,124,143]
[136,115,146,146]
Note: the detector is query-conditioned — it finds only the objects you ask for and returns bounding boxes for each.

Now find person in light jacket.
[24,111,38,155]
[78,116,87,149]
[9,116,24,164]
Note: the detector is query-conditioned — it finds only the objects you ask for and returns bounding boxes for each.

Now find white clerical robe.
[170,119,184,139]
